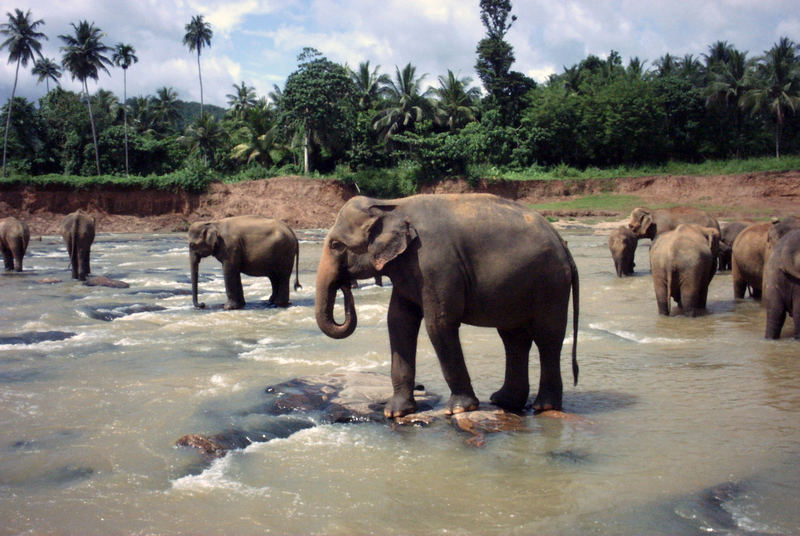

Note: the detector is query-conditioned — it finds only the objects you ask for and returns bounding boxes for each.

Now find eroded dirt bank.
[1,171,798,234]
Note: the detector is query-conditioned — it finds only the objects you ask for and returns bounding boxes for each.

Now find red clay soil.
[1,171,798,235]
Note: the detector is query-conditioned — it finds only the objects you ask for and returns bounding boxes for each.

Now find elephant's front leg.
[426,317,479,415]
[490,328,532,411]
[1,248,13,271]
[531,329,565,412]
[385,292,422,418]
[222,263,246,310]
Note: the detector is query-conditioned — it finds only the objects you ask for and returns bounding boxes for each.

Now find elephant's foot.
[532,390,563,412]
[445,394,479,415]
[223,300,245,310]
[384,394,417,418]
[490,387,528,412]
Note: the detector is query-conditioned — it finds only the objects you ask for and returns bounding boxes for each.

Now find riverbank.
[1,170,798,234]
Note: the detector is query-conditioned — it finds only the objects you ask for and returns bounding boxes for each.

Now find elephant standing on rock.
[718,222,750,271]
[764,229,800,340]
[60,211,95,281]
[731,223,770,300]
[188,216,301,310]
[608,226,638,276]
[0,216,30,272]
[628,207,720,241]
[649,224,720,316]
[315,194,579,418]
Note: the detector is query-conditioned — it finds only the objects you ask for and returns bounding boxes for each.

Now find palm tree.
[626,57,647,80]
[705,48,753,157]
[232,123,283,167]
[741,37,800,158]
[59,20,112,175]
[112,42,138,176]
[130,95,154,133]
[372,63,431,141]
[226,81,256,119]
[432,70,481,130]
[151,86,179,133]
[653,53,678,78]
[32,57,61,92]
[350,61,390,110]
[183,15,212,116]
[0,8,46,176]
[180,113,228,165]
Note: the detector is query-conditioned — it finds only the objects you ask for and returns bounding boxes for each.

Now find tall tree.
[0,8,46,176]
[112,43,137,176]
[180,113,227,166]
[151,86,179,133]
[742,37,800,158]
[705,47,752,157]
[350,61,390,110]
[32,57,61,92]
[372,63,431,141]
[432,70,481,130]
[183,15,212,116]
[474,0,533,126]
[59,20,112,175]
[226,80,256,119]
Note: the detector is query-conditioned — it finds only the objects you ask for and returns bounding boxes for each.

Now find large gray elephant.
[0,216,30,272]
[731,222,770,299]
[628,207,720,240]
[718,221,750,271]
[649,224,720,316]
[608,226,638,276]
[188,216,301,310]
[764,229,800,340]
[765,216,800,264]
[315,194,579,418]
[60,211,95,281]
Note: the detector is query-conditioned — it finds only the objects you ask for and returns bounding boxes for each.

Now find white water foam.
[589,323,691,344]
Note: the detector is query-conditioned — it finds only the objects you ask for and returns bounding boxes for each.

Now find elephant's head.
[775,229,800,282]
[316,196,417,339]
[188,221,220,308]
[766,217,800,263]
[628,208,655,239]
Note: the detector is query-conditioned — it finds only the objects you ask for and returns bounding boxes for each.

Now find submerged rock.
[84,275,129,288]
[0,331,75,345]
[34,278,62,284]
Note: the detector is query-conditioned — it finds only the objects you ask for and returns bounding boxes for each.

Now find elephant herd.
[610,206,800,340]
[2,194,797,421]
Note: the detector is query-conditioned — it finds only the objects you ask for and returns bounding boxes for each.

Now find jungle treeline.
[1,1,799,196]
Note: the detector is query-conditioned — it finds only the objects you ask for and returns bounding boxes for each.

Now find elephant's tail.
[293,244,302,291]
[566,245,579,387]
[665,262,673,316]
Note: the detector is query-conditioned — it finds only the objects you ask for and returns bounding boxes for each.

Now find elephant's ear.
[204,224,220,254]
[778,234,800,281]
[704,227,720,252]
[367,209,417,271]
[640,213,655,237]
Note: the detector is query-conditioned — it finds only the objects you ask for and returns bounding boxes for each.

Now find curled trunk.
[315,243,357,339]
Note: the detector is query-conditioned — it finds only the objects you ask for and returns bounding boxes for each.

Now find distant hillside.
[175,100,226,130]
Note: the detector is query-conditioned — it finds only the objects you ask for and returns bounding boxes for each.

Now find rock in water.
[84,276,129,288]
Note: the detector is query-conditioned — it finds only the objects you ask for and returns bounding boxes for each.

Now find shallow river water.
[1,228,799,535]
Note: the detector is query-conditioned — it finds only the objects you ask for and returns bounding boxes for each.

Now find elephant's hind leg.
[530,329,565,412]
[268,275,291,307]
[1,247,13,271]
[490,328,532,411]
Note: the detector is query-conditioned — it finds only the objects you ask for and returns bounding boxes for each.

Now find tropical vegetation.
[1,1,799,197]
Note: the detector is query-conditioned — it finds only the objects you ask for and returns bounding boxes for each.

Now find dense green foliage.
[2,4,799,196]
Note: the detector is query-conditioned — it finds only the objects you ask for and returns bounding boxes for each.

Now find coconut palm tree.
[151,86,179,133]
[32,57,61,92]
[59,20,112,175]
[112,42,137,176]
[705,47,753,157]
[226,81,256,119]
[183,15,212,116]
[180,113,228,166]
[0,8,46,176]
[130,95,154,133]
[432,70,481,130]
[741,37,800,158]
[350,61,390,110]
[372,63,431,141]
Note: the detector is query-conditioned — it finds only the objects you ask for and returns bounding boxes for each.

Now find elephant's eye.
[329,239,346,253]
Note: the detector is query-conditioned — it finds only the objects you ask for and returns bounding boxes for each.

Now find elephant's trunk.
[190,251,205,309]
[315,243,357,339]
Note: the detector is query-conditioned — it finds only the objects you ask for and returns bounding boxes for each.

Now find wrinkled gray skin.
[731,223,769,299]
[0,216,30,272]
[764,229,800,340]
[608,226,638,277]
[628,207,720,241]
[649,224,720,316]
[188,216,301,310]
[315,194,579,418]
[60,211,95,281]
[718,221,750,271]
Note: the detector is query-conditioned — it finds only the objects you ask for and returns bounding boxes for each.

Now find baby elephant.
[608,226,638,276]
[764,229,800,340]
[0,216,30,272]
[188,215,301,310]
[60,211,96,280]
[649,224,720,316]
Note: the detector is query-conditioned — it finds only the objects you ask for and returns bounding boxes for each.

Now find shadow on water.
[564,389,639,414]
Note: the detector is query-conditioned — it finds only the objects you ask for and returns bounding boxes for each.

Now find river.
[1,228,798,535]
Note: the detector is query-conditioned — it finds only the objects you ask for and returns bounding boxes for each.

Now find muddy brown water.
[1,229,798,535]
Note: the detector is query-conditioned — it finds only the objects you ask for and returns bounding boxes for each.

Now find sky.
[2,0,798,108]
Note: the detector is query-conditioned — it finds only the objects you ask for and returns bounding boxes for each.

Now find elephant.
[608,226,638,277]
[60,211,96,281]
[649,224,720,316]
[731,222,770,299]
[718,221,750,271]
[628,207,720,241]
[314,194,579,418]
[764,229,800,339]
[765,216,800,264]
[0,216,30,272]
[188,216,301,310]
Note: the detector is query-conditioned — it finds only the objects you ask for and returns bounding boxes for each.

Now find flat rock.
[84,276,129,288]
